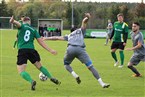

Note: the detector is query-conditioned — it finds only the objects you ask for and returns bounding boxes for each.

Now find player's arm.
[36,38,57,55]
[125,41,142,51]
[123,32,128,43]
[43,36,65,41]
[9,16,21,28]
[81,13,91,29]
[109,29,114,40]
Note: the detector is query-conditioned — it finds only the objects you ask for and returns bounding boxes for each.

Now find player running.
[10,16,61,91]
[43,13,110,88]
[125,22,145,77]
[110,13,129,68]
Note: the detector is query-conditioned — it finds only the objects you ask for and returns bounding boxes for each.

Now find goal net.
[38,19,63,37]
[0,17,13,29]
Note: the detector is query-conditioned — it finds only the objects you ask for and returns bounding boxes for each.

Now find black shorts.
[17,49,41,65]
[111,42,125,50]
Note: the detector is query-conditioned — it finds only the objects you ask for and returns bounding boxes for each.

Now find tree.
[119,5,129,22]
[109,4,120,23]
[135,3,145,17]
[0,0,8,16]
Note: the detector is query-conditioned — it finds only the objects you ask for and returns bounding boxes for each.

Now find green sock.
[119,51,124,65]
[111,52,118,62]
[13,41,17,48]
[40,66,52,78]
[20,71,33,83]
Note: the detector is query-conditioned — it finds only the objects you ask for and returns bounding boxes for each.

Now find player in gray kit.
[104,19,113,45]
[43,13,110,88]
[125,22,145,77]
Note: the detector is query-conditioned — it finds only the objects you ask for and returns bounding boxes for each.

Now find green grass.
[0,29,145,97]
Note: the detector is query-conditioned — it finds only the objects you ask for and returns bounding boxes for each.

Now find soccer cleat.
[132,74,142,77]
[102,83,110,88]
[76,77,81,84]
[118,65,123,68]
[50,78,61,85]
[104,43,107,46]
[114,61,119,67]
[31,80,36,91]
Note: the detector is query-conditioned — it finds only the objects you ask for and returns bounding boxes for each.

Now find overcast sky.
[64,0,144,3]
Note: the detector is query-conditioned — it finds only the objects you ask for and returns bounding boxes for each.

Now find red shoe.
[132,74,142,77]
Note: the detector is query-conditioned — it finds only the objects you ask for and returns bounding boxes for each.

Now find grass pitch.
[0,29,144,97]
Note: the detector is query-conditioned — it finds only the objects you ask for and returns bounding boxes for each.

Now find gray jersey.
[107,22,113,33]
[130,31,145,56]
[64,28,85,47]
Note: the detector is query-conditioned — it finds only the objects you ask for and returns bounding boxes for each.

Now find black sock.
[128,65,140,75]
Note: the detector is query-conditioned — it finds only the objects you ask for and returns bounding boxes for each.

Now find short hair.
[117,13,124,17]
[21,15,25,18]
[133,22,140,26]
[23,17,31,21]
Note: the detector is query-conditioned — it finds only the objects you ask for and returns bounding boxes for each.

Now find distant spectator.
[39,24,44,37]
[43,24,48,37]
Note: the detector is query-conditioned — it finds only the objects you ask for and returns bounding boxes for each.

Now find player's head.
[132,22,140,32]
[70,25,77,33]
[117,13,124,22]
[108,19,111,23]
[23,17,31,25]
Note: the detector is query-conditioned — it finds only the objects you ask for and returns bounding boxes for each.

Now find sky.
[64,0,144,3]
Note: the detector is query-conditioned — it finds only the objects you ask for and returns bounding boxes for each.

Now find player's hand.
[10,16,14,23]
[109,39,112,43]
[42,37,46,41]
[123,43,126,46]
[85,13,91,19]
[125,48,132,51]
[50,49,57,55]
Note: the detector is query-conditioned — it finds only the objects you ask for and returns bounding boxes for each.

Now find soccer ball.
[39,72,48,81]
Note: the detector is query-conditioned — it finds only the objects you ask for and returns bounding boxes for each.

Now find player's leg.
[34,61,61,85]
[118,43,125,68]
[77,49,110,88]
[105,33,109,45]
[29,49,60,85]
[127,55,142,77]
[64,47,80,84]
[111,42,119,66]
[17,49,35,90]
[17,64,33,84]
[118,50,124,68]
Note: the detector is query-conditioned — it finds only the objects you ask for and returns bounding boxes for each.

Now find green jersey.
[113,21,128,42]
[17,23,40,49]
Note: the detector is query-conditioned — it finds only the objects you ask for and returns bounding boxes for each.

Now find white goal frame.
[0,17,13,29]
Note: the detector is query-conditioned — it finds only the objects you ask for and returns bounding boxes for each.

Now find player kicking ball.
[10,16,61,90]
[43,13,110,88]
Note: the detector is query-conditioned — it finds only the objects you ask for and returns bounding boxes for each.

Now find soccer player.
[125,22,145,77]
[104,19,113,46]
[9,16,61,91]
[110,13,129,68]
[13,15,25,49]
[43,13,110,88]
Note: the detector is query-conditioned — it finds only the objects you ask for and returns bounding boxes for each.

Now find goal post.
[0,17,13,29]
[38,19,63,37]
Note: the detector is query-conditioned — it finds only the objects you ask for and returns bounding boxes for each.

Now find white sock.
[71,71,79,78]
[98,78,105,87]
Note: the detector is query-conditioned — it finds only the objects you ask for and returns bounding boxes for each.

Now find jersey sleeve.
[138,33,144,44]
[34,30,41,38]
[63,35,68,41]
[124,23,129,33]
